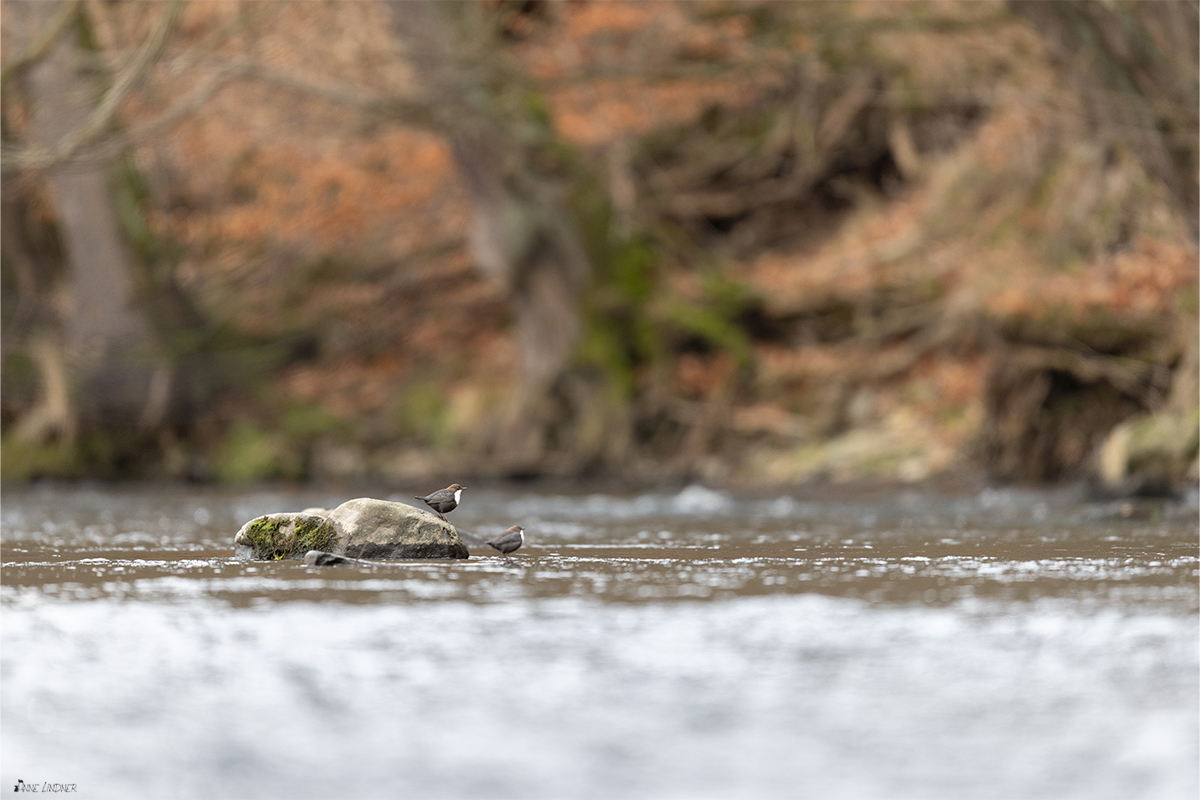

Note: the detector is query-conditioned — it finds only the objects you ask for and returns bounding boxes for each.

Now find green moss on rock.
[235,513,337,560]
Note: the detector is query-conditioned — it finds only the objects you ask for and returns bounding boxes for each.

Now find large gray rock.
[234,513,339,560]
[325,497,469,560]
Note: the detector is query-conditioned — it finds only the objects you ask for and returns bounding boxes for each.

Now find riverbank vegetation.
[2,0,1196,490]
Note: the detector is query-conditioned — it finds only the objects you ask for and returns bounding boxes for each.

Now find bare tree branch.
[3,0,184,171]
[0,0,82,86]
[3,47,437,172]
[199,54,437,123]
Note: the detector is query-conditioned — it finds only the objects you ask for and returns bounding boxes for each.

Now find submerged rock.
[304,550,356,567]
[325,497,469,560]
[234,513,338,560]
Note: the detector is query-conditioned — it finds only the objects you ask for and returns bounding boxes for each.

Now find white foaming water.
[669,484,735,514]
[3,596,1197,800]
[469,484,738,524]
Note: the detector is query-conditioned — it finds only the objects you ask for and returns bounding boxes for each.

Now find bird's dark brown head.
[505,525,523,533]
[447,483,465,492]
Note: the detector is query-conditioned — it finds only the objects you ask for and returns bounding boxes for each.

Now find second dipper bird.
[415,483,464,521]
[487,525,524,556]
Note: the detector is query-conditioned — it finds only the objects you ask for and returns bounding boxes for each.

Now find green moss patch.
[240,514,337,560]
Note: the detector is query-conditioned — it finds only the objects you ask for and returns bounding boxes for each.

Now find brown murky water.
[2,483,1197,798]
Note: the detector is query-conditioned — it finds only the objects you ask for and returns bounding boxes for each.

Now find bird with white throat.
[487,525,524,556]
[414,483,464,522]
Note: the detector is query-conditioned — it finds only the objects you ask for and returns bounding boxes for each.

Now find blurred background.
[1,0,1196,490]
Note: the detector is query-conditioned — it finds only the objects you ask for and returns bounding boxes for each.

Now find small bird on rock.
[487,525,525,557]
[415,483,464,521]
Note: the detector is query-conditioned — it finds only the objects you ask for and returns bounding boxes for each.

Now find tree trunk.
[9,1,170,434]
[387,1,589,466]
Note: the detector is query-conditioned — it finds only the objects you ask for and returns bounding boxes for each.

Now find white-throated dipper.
[415,483,464,521]
[486,525,524,556]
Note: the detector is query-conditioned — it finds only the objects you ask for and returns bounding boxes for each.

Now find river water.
[2,482,1196,799]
